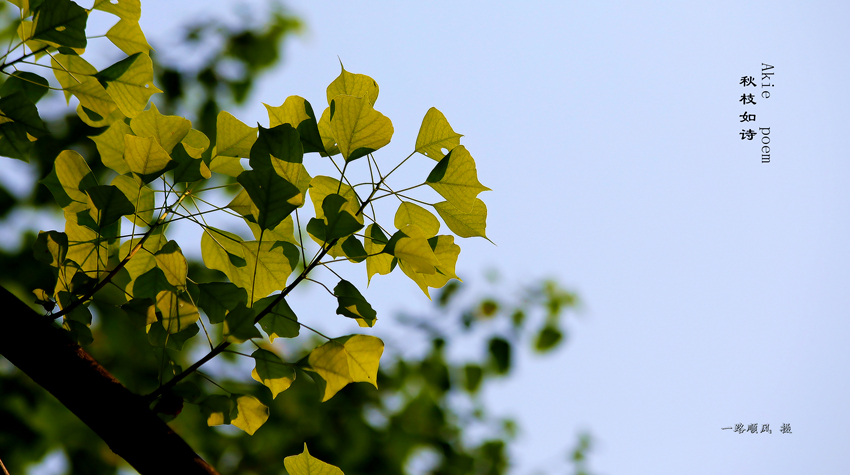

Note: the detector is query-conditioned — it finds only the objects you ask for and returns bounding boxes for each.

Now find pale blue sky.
[14,1,850,474]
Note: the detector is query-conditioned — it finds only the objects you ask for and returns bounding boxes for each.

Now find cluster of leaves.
[0,0,494,470]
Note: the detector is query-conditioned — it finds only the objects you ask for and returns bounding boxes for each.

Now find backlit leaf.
[86,184,135,227]
[415,107,462,160]
[0,71,49,104]
[433,198,489,240]
[106,18,151,55]
[329,95,393,162]
[196,282,246,324]
[284,444,344,475]
[124,134,173,183]
[394,202,439,237]
[223,304,261,343]
[171,143,211,182]
[231,395,269,435]
[92,0,141,21]
[32,230,68,268]
[333,279,376,327]
[209,155,243,177]
[326,63,379,106]
[154,240,187,291]
[130,103,190,153]
[181,129,209,158]
[91,120,132,175]
[317,107,340,156]
[214,111,257,158]
[98,52,161,118]
[255,294,300,341]
[251,349,295,398]
[308,176,362,224]
[426,145,489,212]
[110,174,154,226]
[237,169,300,230]
[305,334,384,402]
[264,95,323,154]
[42,150,98,214]
[32,0,87,49]
[364,224,393,284]
[155,290,199,334]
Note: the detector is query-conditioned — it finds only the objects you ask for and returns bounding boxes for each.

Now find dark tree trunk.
[0,286,219,475]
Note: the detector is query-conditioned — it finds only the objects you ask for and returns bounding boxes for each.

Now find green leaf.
[106,18,151,55]
[200,394,232,426]
[391,225,440,275]
[433,198,489,240]
[213,111,257,159]
[97,52,161,118]
[264,95,324,154]
[129,103,190,153]
[120,298,156,327]
[231,394,269,436]
[40,150,98,214]
[91,120,132,175]
[255,294,299,341]
[237,169,300,231]
[284,444,344,475]
[154,240,188,291]
[426,145,489,212]
[123,134,174,183]
[327,63,379,106]
[147,320,198,350]
[322,194,363,241]
[223,303,262,343]
[488,337,511,374]
[171,143,211,182]
[340,235,367,263]
[32,0,87,49]
[249,123,303,170]
[110,174,154,226]
[85,184,135,227]
[317,107,340,156]
[305,334,384,402]
[155,290,199,334]
[251,349,295,398]
[535,325,563,352]
[209,155,243,177]
[0,91,48,137]
[396,234,461,298]
[197,282,246,324]
[0,122,32,161]
[329,95,393,162]
[333,279,376,327]
[464,364,483,393]
[394,202,439,237]
[180,129,209,158]
[32,230,67,267]
[0,71,49,104]
[308,176,362,225]
[415,107,462,161]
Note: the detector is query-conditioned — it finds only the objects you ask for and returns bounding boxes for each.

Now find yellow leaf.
[124,134,172,179]
[209,155,244,177]
[130,103,191,153]
[284,444,344,475]
[155,290,199,334]
[155,242,188,291]
[110,174,154,227]
[92,0,141,21]
[394,202,439,237]
[65,215,111,280]
[329,95,393,162]
[434,198,490,240]
[103,52,161,118]
[415,107,463,161]
[426,145,489,212]
[364,224,393,284]
[181,129,209,158]
[265,95,311,128]
[326,64,379,106]
[17,20,52,57]
[231,395,269,436]
[271,160,311,207]
[76,104,124,128]
[90,120,132,175]
[66,79,118,120]
[306,334,383,402]
[54,150,94,214]
[317,107,340,156]
[106,18,151,55]
[393,235,440,275]
[214,111,257,158]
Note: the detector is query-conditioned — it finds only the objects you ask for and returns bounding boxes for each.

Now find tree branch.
[0,286,220,475]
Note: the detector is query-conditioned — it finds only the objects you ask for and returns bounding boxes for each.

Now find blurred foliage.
[0,2,595,474]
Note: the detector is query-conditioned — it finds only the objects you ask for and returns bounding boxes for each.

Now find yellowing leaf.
[394,202,439,237]
[92,0,141,21]
[65,216,112,280]
[53,150,96,214]
[155,290,199,334]
[415,107,463,161]
[393,234,440,275]
[434,198,490,240]
[91,120,132,175]
[76,104,124,128]
[130,103,190,153]
[65,79,118,120]
[426,145,489,212]
[155,241,187,291]
[284,444,344,475]
[106,18,151,55]
[329,95,393,162]
[214,111,257,158]
[326,64,379,106]
[306,334,383,402]
[231,394,269,436]
[102,52,161,118]
[124,134,172,181]
[251,349,295,398]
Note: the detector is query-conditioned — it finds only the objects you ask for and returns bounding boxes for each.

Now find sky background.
[8,1,850,474]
